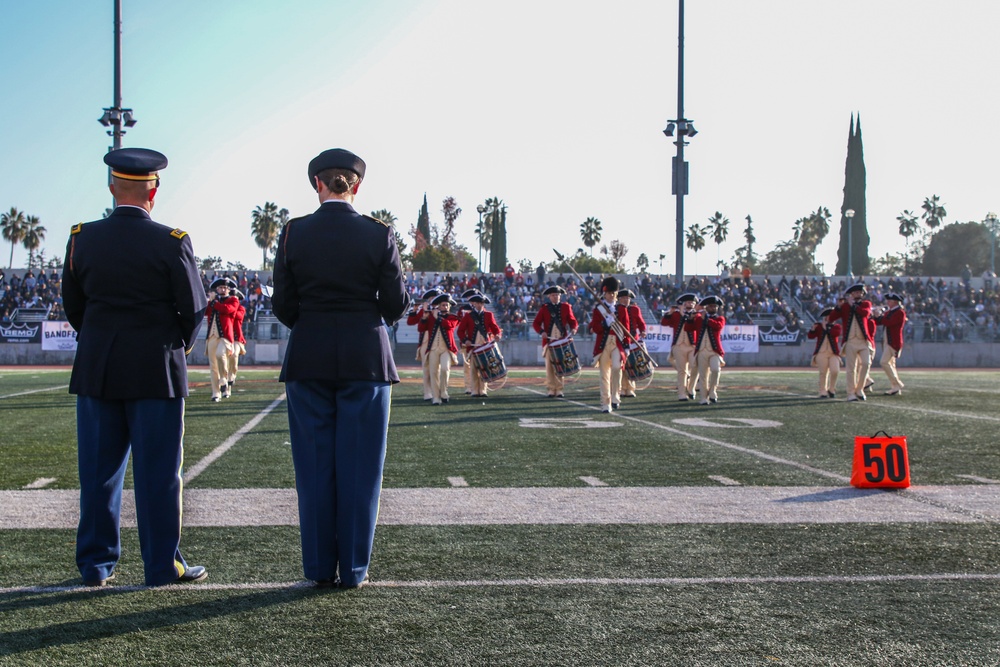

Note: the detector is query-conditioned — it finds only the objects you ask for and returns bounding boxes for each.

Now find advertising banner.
[0,322,42,344]
[759,325,803,346]
[642,325,674,353]
[41,321,78,351]
[643,324,759,354]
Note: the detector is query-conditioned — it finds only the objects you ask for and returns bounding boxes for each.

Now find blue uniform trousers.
[285,379,390,586]
[76,396,191,586]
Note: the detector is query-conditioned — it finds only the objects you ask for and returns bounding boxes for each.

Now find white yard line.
[753,387,1000,423]
[183,393,286,483]
[23,478,56,489]
[0,385,69,400]
[4,571,1000,595]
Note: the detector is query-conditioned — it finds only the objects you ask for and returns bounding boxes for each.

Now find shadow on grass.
[776,487,886,503]
[0,584,321,658]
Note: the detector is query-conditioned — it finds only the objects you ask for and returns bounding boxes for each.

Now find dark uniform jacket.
[62,206,207,399]
[272,200,410,383]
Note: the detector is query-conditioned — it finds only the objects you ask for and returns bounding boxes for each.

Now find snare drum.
[624,347,653,383]
[472,341,507,383]
[547,337,581,378]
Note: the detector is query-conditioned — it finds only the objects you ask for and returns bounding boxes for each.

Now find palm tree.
[21,216,46,269]
[707,211,729,268]
[580,217,602,255]
[685,223,708,274]
[1,207,27,269]
[897,209,919,275]
[921,195,947,230]
[370,209,397,227]
[250,202,280,269]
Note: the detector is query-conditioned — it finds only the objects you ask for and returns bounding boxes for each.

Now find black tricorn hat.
[884,292,902,302]
[460,288,480,300]
[617,289,636,299]
[209,278,232,290]
[468,293,491,304]
[700,295,723,307]
[675,292,698,304]
[845,282,866,295]
[820,307,834,318]
[431,293,456,306]
[307,148,366,187]
[421,288,443,301]
[542,285,566,295]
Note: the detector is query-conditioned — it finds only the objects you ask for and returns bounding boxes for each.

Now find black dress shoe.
[313,578,337,588]
[828,391,836,398]
[338,574,370,590]
[177,565,208,583]
[612,403,619,409]
[83,572,116,587]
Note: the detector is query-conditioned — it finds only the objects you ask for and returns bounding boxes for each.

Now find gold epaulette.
[364,214,390,227]
[170,228,188,240]
[71,223,84,235]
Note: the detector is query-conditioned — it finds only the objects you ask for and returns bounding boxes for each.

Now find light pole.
[986,212,998,276]
[663,0,698,290]
[476,204,487,272]
[97,0,137,207]
[845,208,855,278]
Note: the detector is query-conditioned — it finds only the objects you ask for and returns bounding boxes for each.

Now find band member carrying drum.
[618,288,646,398]
[532,285,579,398]
[408,288,442,401]
[589,276,629,413]
[690,295,726,405]
[458,288,479,395]
[417,293,461,405]
[806,307,842,398]
[458,291,503,398]
[661,293,699,401]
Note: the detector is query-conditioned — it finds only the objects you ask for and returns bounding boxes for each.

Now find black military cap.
[460,288,480,300]
[884,292,902,302]
[617,289,636,299]
[421,288,443,301]
[209,278,232,290]
[307,148,366,187]
[820,307,834,318]
[104,148,167,182]
[700,295,724,307]
[542,285,566,295]
[431,293,456,306]
[675,293,698,304]
[468,293,491,304]
[845,283,866,295]
[600,276,620,293]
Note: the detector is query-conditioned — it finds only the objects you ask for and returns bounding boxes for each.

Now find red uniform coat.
[233,304,247,345]
[532,302,578,347]
[875,307,906,352]
[457,308,502,349]
[828,300,874,345]
[690,312,726,356]
[417,312,460,354]
[206,295,240,342]
[806,321,842,356]
[589,302,630,356]
[661,309,698,348]
[627,304,646,339]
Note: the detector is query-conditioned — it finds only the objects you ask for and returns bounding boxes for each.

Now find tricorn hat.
[699,295,724,307]
[617,288,636,299]
[675,292,698,304]
[468,293,491,304]
[884,292,902,302]
[543,285,566,296]
[421,288,443,301]
[430,293,456,307]
[845,282,866,295]
[209,278,233,290]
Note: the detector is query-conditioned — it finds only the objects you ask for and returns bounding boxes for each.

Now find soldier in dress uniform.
[532,285,579,398]
[661,293,699,401]
[828,283,875,402]
[206,277,240,401]
[228,289,247,390]
[62,147,208,587]
[272,148,410,589]
[457,289,478,395]
[417,293,461,405]
[407,288,442,401]
[458,292,503,397]
[589,276,629,413]
[690,295,726,405]
[875,292,907,395]
[618,288,646,398]
[806,307,842,398]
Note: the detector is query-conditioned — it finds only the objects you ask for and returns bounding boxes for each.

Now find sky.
[1,0,998,276]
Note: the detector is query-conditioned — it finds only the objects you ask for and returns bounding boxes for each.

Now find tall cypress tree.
[836,114,870,276]
[488,199,507,273]
[416,193,431,251]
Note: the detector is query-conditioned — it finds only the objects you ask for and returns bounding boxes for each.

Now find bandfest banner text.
[41,321,78,351]
[642,324,759,354]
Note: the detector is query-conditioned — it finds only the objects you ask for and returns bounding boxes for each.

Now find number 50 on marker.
[850,434,911,489]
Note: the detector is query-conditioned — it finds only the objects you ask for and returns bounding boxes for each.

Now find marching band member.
[618,288,646,398]
[458,291,503,398]
[589,276,629,413]
[532,285,579,398]
[829,283,875,402]
[806,307,842,398]
[875,292,907,395]
[206,277,240,402]
[228,289,247,391]
[408,288,442,401]
[690,295,726,405]
[418,293,461,405]
[458,289,479,395]
[661,293,699,401]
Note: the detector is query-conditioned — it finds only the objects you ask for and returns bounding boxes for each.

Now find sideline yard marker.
[23,477,56,489]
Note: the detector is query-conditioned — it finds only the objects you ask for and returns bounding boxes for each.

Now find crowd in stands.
[3,264,1000,343]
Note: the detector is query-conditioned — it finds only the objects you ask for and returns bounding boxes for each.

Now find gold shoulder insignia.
[170,228,188,240]
[71,223,84,235]
[364,214,390,227]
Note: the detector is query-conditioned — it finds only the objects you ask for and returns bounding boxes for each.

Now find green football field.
[1,366,999,666]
